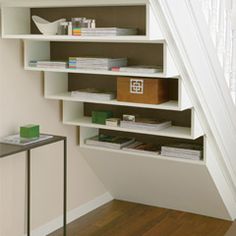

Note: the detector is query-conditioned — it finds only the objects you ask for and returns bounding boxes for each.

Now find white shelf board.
[64,117,193,139]
[1,0,150,8]
[46,92,184,110]
[4,34,165,43]
[26,66,179,78]
[80,144,204,165]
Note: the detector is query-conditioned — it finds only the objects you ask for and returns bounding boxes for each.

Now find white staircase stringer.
[150,0,236,219]
[206,138,236,219]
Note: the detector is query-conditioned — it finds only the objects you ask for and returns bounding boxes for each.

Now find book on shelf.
[85,134,135,150]
[81,27,137,36]
[117,65,163,74]
[120,119,172,131]
[71,88,115,101]
[160,151,201,160]
[29,60,67,69]
[69,57,127,70]
[161,143,203,160]
[0,134,53,146]
[122,141,160,155]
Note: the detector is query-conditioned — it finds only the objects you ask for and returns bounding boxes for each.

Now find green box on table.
[20,124,40,139]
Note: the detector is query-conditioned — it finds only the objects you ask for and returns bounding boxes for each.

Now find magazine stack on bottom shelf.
[85,134,135,150]
[122,141,160,155]
[85,133,203,161]
[85,134,160,155]
[161,143,203,160]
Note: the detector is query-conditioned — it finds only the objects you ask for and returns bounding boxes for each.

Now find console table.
[0,134,67,236]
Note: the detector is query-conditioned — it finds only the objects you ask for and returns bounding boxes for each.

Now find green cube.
[20,124,40,139]
[92,111,113,125]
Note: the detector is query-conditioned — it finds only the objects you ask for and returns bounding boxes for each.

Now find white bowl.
[32,15,66,35]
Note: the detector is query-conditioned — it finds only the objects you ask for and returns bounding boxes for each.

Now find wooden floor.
[49,200,233,236]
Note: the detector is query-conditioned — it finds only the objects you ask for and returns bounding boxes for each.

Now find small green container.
[92,111,113,125]
[20,124,40,139]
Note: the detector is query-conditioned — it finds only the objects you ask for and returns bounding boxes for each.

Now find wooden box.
[117,77,169,104]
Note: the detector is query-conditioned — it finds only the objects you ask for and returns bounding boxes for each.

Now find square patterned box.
[117,77,169,104]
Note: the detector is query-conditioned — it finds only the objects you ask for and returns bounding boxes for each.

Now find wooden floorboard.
[48,200,232,236]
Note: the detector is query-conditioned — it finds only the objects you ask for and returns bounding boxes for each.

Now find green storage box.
[92,111,113,125]
[20,124,40,139]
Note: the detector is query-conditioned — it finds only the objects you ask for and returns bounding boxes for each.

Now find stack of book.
[69,57,127,70]
[161,143,203,160]
[0,134,53,146]
[123,141,160,155]
[115,65,163,74]
[85,134,135,150]
[71,88,115,101]
[29,60,67,69]
[120,118,172,132]
[81,27,137,36]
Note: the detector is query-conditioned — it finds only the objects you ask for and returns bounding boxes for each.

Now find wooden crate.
[117,77,169,104]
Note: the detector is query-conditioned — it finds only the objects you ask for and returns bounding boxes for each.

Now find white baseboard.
[25,192,113,236]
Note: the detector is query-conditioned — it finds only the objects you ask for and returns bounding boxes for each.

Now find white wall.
[0,38,108,235]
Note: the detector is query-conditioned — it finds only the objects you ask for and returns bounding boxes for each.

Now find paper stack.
[161,143,203,160]
[120,119,172,132]
[122,141,160,155]
[85,134,135,150]
[69,57,127,70]
[29,60,67,69]
[118,65,163,74]
[81,27,137,36]
[71,88,115,101]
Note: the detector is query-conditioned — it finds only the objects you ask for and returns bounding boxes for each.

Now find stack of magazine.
[29,60,67,69]
[69,57,127,70]
[85,134,135,150]
[81,27,137,36]
[1,134,53,146]
[120,119,172,132]
[123,141,160,155]
[161,143,203,160]
[71,88,115,101]
[118,65,163,74]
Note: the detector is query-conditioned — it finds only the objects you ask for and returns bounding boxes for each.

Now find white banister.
[199,0,236,103]
[231,8,236,102]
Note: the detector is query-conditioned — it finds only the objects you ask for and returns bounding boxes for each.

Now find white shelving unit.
[4,0,229,221]
[0,0,204,161]
[1,0,236,222]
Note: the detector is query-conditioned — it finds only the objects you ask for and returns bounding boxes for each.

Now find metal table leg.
[25,138,66,236]
[63,138,67,236]
[27,150,31,236]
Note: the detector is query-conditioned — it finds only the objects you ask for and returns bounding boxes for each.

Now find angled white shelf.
[26,66,178,79]
[3,34,165,43]
[80,144,205,165]
[43,72,192,111]
[47,92,182,111]
[24,39,179,78]
[79,126,205,163]
[1,1,163,40]
[62,101,203,139]
[64,116,192,139]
